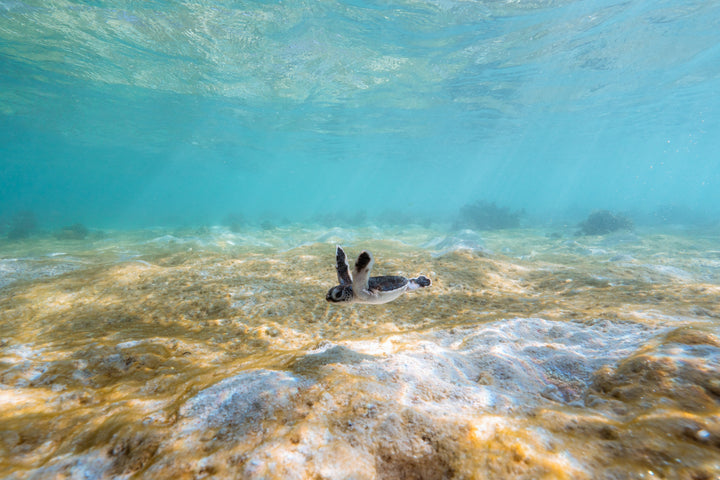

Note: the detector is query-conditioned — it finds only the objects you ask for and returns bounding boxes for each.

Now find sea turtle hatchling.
[326,246,432,304]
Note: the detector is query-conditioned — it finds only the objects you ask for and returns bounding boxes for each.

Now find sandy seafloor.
[1,224,719,480]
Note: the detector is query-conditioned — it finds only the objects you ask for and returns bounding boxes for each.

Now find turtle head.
[326,285,353,303]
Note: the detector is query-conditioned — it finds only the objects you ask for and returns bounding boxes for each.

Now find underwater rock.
[663,326,720,347]
[588,329,720,411]
[178,369,308,438]
[455,201,522,230]
[290,345,376,377]
[54,223,89,240]
[354,317,663,407]
[141,370,312,478]
[23,450,115,480]
[571,327,720,478]
[18,428,160,479]
[0,257,83,289]
[577,210,633,236]
[7,210,37,240]
[145,318,665,480]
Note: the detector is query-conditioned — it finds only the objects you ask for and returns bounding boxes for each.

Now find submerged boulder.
[178,369,308,438]
[577,210,633,235]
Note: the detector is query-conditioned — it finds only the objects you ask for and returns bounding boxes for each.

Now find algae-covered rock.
[178,369,308,437]
[588,340,720,412]
[290,345,375,377]
[577,210,633,235]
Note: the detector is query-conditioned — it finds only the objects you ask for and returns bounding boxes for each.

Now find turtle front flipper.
[352,250,374,292]
[335,246,352,285]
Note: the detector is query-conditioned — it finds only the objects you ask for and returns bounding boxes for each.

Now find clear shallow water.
[2,0,720,227]
[2,0,720,478]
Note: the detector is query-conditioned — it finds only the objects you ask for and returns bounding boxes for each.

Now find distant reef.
[7,210,37,240]
[455,200,522,230]
[577,210,633,235]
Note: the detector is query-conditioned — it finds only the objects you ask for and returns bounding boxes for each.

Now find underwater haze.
[2,2,720,480]
[2,0,719,227]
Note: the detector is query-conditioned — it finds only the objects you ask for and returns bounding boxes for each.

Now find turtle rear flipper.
[408,275,431,290]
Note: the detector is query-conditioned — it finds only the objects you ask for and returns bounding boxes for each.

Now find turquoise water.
[2,0,719,229]
[2,4,720,478]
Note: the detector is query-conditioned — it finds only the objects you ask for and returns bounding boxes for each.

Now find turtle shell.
[368,275,408,292]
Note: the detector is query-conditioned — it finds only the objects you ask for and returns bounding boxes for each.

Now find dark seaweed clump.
[577,210,633,235]
[7,210,37,240]
[54,223,89,240]
[455,201,521,230]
